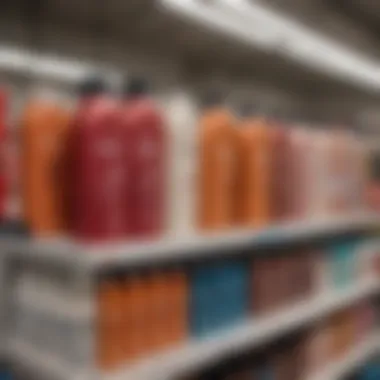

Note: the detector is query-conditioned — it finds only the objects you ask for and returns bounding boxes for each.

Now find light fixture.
[220,0,380,89]
[161,0,380,91]
[160,0,282,49]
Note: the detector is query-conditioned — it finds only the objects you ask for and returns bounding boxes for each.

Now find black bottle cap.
[124,77,150,97]
[201,88,224,108]
[239,102,255,118]
[77,76,106,97]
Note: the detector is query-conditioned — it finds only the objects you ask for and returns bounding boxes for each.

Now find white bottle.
[162,89,199,236]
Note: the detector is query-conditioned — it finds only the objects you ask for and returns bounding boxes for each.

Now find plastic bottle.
[288,126,313,220]
[71,77,127,241]
[21,88,71,236]
[348,135,367,213]
[0,90,8,221]
[325,128,351,216]
[121,78,166,238]
[163,90,199,236]
[271,122,292,222]
[236,112,272,227]
[198,92,237,231]
[308,130,331,218]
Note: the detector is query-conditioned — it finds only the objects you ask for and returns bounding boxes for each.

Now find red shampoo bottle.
[71,77,127,241]
[121,78,166,238]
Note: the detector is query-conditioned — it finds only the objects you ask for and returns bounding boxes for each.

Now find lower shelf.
[10,278,379,380]
[307,333,380,380]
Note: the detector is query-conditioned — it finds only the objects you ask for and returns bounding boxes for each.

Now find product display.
[187,302,376,380]
[0,79,367,241]
[88,240,379,371]
[10,238,377,373]
[1,2,380,380]
[97,269,188,370]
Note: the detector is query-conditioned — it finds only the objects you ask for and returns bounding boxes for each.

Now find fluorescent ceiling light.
[160,0,281,49]
[221,0,380,89]
[161,0,380,91]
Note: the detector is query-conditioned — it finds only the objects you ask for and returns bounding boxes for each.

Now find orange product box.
[123,275,150,361]
[97,279,124,370]
[167,269,189,345]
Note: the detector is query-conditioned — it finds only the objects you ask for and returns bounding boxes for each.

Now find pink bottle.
[0,90,8,221]
[309,130,331,218]
[71,78,127,241]
[271,122,292,222]
[326,128,351,216]
[121,78,166,238]
[288,126,313,220]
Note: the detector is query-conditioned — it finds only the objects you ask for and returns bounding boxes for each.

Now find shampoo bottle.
[198,92,237,231]
[122,78,166,238]
[21,87,71,236]
[71,77,127,241]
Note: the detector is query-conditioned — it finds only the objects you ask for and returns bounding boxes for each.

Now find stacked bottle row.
[95,238,374,370]
[0,78,370,241]
[184,301,376,380]
[97,269,188,369]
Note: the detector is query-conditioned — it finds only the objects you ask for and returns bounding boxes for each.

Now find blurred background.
[1,0,380,379]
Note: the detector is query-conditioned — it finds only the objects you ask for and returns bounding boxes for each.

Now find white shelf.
[10,339,89,380]
[5,213,378,271]
[307,334,380,380]
[101,278,379,380]
[10,278,379,380]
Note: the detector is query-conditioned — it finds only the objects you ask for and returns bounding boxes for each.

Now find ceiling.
[0,0,380,103]
[257,0,380,60]
[0,0,379,64]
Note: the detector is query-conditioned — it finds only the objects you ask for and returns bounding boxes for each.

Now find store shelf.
[10,339,88,380]
[101,278,379,380]
[5,213,378,272]
[9,278,379,380]
[307,333,380,380]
